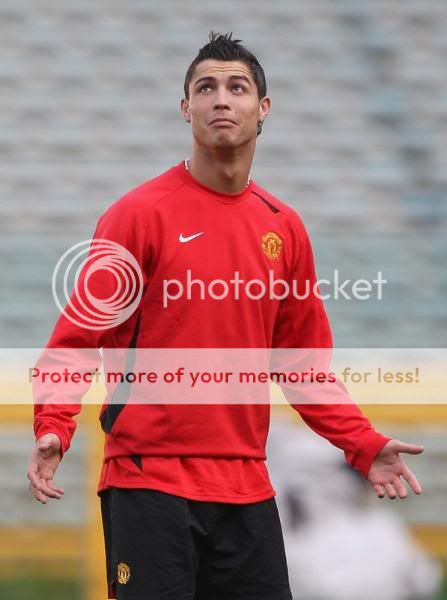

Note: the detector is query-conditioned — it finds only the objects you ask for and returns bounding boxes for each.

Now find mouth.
[209,118,236,126]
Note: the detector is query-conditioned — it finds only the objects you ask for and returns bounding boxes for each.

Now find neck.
[186,145,254,195]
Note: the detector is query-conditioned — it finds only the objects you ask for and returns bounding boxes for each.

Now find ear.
[258,96,271,122]
[180,98,191,123]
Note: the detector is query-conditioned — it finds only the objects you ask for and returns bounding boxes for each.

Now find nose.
[213,86,231,110]
[214,100,230,110]
[213,101,230,110]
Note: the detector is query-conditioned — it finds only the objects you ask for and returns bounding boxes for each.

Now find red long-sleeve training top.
[34,160,390,502]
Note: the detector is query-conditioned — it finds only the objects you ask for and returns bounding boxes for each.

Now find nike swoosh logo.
[179,232,204,243]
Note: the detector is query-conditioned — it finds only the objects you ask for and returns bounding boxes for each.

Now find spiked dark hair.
[184,31,267,100]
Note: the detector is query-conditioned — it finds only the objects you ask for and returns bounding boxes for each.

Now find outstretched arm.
[272,211,424,493]
[31,191,150,500]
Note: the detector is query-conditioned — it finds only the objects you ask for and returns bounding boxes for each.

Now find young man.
[28,33,424,600]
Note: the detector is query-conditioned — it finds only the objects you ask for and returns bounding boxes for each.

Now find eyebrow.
[194,74,252,87]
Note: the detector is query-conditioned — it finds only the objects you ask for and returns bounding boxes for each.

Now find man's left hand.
[367,439,424,499]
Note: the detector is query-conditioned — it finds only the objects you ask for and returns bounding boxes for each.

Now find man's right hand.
[27,433,65,504]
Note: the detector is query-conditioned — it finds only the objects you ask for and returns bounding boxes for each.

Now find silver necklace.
[184,158,251,188]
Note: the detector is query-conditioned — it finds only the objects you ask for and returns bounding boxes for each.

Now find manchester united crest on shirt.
[262,232,283,260]
[117,562,131,584]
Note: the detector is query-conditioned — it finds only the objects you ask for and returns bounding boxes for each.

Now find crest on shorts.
[262,232,283,260]
[117,562,131,584]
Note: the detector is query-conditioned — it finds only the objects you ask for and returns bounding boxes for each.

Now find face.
[181,59,270,149]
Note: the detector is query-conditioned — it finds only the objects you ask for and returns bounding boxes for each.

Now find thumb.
[37,440,55,453]
[37,440,51,450]
[36,435,61,457]
[393,440,424,455]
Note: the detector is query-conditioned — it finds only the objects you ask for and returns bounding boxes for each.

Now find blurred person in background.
[268,420,442,600]
[28,32,424,600]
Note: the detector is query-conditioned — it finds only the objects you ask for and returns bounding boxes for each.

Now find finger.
[36,491,48,504]
[384,483,397,499]
[47,480,64,495]
[29,482,48,504]
[402,466,423,495]
[28,466,63,499]
[28,481,37,500]
[39,478,62,499]
[27,467,42,490]
[393,442,424,455]
[393,477,408,499]
[28,476,61,501]
[373,484,385,498]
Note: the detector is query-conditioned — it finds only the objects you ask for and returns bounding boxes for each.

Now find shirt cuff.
[350,430,391,478]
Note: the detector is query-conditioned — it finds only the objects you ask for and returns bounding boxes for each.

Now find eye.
[232,84,245,93]
[199,84,212,92]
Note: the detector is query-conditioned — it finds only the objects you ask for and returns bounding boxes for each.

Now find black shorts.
[100,487,293,600]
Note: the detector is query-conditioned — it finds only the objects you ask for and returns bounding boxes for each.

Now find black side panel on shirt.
[129,455,143,470]
[99,314,141,434]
